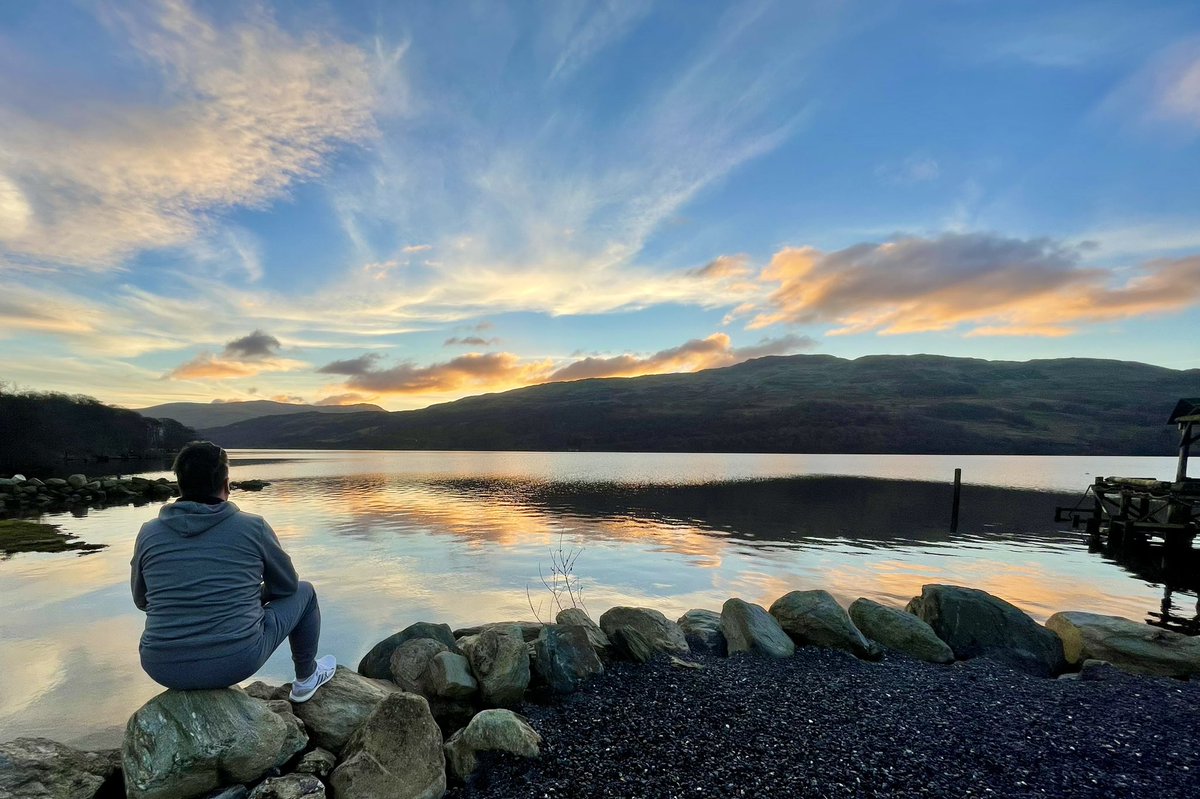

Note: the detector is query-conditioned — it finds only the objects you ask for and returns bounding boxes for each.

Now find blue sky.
[1,0,1198,410]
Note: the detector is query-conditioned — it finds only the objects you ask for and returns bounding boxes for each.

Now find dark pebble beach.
[448,648,1200,799]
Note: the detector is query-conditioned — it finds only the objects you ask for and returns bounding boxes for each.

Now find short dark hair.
[173,441,229,499]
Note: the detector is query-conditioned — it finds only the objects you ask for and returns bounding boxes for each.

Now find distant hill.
[1,390,197,473]
[136,400,387,431]
[202,355,1200,455]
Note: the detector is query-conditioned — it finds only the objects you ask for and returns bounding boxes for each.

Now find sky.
[1,0,1199,412]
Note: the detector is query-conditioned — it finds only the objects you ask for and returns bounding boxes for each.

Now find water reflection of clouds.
[2,456,1192,745]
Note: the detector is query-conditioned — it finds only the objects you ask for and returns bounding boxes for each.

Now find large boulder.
[599,607,690,661]
[453,621,545,643]
[459,628,531,708]
[247,774,325,799]
[532,624,604,692]
[769,590,880,660]
[358,622,460,679]
[849,597,954,664]
[328,693,445,799]
[123,689,307,799]
[677,609,727,656]
[0,737,120,799]
[1045,611,1200,678]
[444,709,541,783]
[721,598,795,658]
[389,638,449,694]
[289,667,398,754]
[907,585,1065,677]
[555,608,611,654]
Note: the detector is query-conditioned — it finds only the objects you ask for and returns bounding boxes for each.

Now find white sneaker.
[289,655,336,703]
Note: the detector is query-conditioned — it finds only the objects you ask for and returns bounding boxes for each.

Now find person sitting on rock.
[130,440,336,701]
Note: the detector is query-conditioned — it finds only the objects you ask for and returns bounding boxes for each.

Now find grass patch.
[0,519,107,557]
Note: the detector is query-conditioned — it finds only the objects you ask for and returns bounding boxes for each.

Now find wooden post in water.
[950,468,962,533]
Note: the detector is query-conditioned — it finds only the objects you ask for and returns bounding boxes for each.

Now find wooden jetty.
[1056,398,1200,633]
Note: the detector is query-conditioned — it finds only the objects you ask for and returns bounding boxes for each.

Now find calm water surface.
[0,450,1190,747]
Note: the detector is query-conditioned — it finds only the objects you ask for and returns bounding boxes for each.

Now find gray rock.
[608,626,656,663]
[849,597,955,664]
[427,651,478,699]
[444,709,541,783]
[0,737,120,799]
[769,590,880,660]
[721,598,795,658]
[453,621,545,643]
[1079,658,1127,682]
[246,774,325,799]
[599,607,690,661]
[122,689,307,799]
[1045,610,1200,678]
[907,585,1065,677]
[389,638,449,694]
[67,474,87,489]
[555,608,611,653]
[533,624,604,692]
[294,748,336,778]
[44,478,68,488]
[677,609,727,656]
[206,788,249,799]
[261,701,307,758]
[289,666,398,754]
[329,693,445,799]
[460,628,531,708]
[295,743,338,772]
[358,622,460,679]
[242,682,286,701]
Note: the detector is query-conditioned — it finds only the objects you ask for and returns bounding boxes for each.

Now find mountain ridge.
[201,354,1200,455]
[135,399,387,430]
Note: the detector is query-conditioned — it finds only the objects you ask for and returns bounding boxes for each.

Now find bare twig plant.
[526,530,587,624]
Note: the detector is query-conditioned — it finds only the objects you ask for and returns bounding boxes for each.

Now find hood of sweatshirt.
[158,500,240,537]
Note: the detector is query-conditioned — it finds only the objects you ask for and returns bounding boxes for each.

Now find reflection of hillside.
[427,476,1082,548]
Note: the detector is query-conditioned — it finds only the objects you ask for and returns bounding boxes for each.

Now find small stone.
[294,748,336,778]
[444,709,541,783]
[246,774,325,799]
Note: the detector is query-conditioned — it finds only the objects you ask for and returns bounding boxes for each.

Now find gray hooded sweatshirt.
[131,500,299,664]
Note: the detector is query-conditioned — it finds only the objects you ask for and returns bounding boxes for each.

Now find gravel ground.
[446,649,1200,799]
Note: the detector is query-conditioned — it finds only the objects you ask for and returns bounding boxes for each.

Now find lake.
[0,450,1192,747]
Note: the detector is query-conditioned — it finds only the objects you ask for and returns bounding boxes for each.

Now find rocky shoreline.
[0,472,270,520]
[3,584,1200,798]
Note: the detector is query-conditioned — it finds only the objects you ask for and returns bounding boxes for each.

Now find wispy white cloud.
[876,156,940,185]
[329,0,811,322]
[547,0,652,82]
[1102,36,1200,134]
[0,0,377,270]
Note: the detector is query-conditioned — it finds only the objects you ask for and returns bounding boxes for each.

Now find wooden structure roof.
[1168,398,1200,425]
